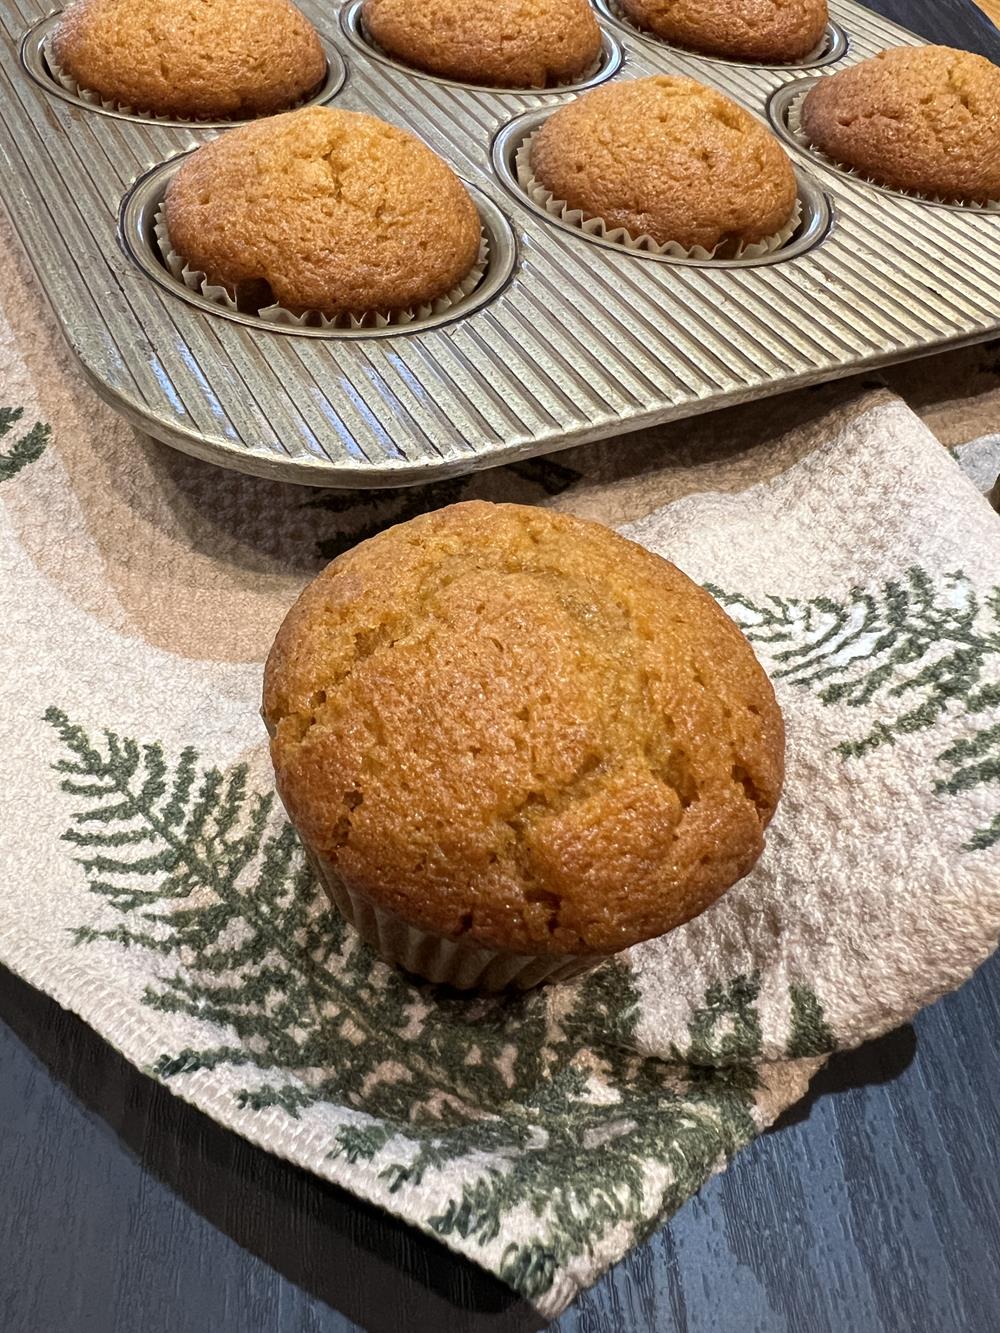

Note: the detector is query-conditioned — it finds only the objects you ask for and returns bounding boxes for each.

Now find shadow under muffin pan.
[592,0,849,69]
[20,13,347,128]
[3,0,1000,486]
[768,79,1000,214]
[121,153,518,338]
[340,0,624,94]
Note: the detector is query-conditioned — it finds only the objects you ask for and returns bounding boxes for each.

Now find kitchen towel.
[1,227,999,1314]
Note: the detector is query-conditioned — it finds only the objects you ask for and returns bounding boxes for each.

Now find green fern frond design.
[46,704,590,1127]
[710,568,1000,851]
[423,967,765,1295]
[47,706,833,1303]
[0,406,49,482]
[964,812,1000,852]
[788,983,835,1058]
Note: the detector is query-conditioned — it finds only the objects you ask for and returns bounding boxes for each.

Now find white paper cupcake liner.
[787,87,1000,213]
[515,129,803,260]
[554,51,605,89]
[154,207,489,330]
[45,35,326,124]
[306,849,605,991]
[604,0,831,66]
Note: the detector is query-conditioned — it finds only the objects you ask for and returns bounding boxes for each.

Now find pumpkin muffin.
[619,0,828,63]
[50,0,326,120]
[801,46,1000,202]
[528,76,798,252]
[163,106,482,318]
[263,502,785,990]
[361,0,603,88]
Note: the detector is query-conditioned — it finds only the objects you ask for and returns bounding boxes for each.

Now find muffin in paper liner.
[44,33,327,124]
[154,207,489,330]
[787,86,1000,213]
[359,15,606,91]
[263,504,785,994]
[515,129,803,259]
[603,0,831,66]
[306,848,605,991]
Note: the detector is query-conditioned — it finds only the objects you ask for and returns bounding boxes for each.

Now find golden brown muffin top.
[51,0,326,120]
[362,0,602,88]
[163,107,482,317]
[263,502,784,957]
[620,0,828,62]
[528,75,798,250]
[801,45,1000,202]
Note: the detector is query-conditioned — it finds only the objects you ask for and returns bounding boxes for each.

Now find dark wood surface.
[876,0,1000,48]
[4,4,1000,1331]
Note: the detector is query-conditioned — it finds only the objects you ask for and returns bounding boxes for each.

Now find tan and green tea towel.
[1,214,1000,1314]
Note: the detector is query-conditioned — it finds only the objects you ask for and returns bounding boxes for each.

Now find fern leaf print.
[0,405,49,482]
[710,568,1000,851]
[44,706,834,1306]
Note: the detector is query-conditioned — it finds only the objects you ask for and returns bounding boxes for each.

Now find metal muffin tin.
[2,0,999,486]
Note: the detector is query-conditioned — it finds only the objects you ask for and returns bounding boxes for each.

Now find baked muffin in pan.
[163,106,483,322]
[620,0,829,64]
[51,0,327,120]
[801,45,1000,202]
[361,0,603,88]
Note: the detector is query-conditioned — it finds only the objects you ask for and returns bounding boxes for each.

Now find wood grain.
[972,0,1000,29]
[2,5,1000,1333]
[874,0,1000,49]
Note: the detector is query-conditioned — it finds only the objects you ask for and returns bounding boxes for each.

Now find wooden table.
[3,4,1000,1331]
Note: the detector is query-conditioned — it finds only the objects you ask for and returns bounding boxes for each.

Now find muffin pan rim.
[19,10,348,129]
[591,0,850,71]
[118,153,520,341]
[491,108,835,268]
[767,78,1000,214]
[338,0,625,95]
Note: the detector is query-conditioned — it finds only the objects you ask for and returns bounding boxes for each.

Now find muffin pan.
[2,0,1000,486]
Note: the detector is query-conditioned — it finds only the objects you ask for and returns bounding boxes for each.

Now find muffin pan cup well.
[21,12,348,128]
[592,0,849,69]
[768,79,1000,213]
[494,110,830,266]
[3,0,1000,486]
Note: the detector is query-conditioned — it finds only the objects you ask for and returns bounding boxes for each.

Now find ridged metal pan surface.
[1,0,998,486]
